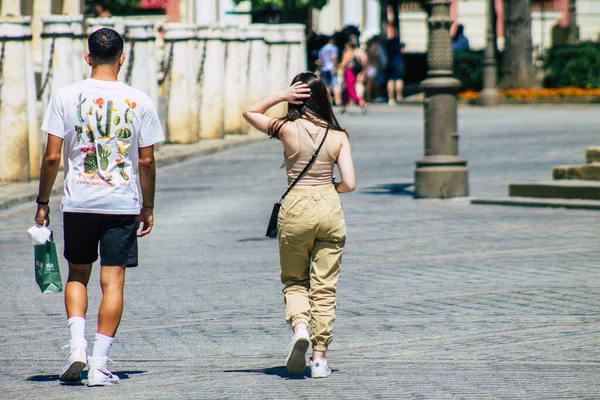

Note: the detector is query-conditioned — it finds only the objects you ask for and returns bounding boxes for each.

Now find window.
[400,1,426,12]
[531,0,561,11]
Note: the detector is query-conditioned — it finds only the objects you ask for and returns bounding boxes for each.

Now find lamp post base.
[479,88,501,106]
[414,156,468,199]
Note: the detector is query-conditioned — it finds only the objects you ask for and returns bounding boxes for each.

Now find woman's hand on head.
[279,82,311,105]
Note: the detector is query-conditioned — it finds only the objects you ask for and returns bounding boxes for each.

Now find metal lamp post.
[414,0,468,198]
[479,0,500,106]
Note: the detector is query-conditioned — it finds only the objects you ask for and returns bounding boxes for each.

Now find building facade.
[315,0,600,52]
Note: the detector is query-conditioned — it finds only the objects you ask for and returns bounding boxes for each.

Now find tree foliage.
[233,0,329,10]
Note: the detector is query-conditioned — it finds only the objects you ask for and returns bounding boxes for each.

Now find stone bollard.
[0,17,36,182]
[70,15,85,88]
[283,24,307,83]
[164,23,198,143]
[40,15,85,114]
[120,20,159,108]
[236,28,251,134]
[223,26,244,136]
[198,26,225,140]
[245,24,268,134]
[262,24,288,117]
[24,19,40,179]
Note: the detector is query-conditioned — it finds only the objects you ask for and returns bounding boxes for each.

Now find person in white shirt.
[318,37,342,106]
[34,28,164,386]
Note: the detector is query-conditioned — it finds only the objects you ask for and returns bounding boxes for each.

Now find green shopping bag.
[34,234,63,293]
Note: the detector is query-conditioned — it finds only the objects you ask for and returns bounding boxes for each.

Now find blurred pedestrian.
[364,36,387,103]
[34,28,164,386]
[385,24,406,105]
[340,35,367,114]
[318,37,342,106]
[242,72,356,378]
[452,24,470,52]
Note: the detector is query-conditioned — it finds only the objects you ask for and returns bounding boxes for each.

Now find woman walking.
[339,36,367,114]
[242,72,356,378]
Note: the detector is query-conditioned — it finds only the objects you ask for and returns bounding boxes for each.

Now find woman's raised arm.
[242,82,311,134]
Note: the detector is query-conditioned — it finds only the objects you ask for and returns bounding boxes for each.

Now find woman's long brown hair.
[268,72,346,139]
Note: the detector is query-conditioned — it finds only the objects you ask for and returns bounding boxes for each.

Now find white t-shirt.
[42,79,165,215]
[318,43,338,72]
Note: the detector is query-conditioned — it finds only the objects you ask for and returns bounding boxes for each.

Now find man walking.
[318,37,341,105]
[34,28,164,386]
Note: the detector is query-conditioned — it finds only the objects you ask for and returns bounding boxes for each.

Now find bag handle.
[279,124,330,203]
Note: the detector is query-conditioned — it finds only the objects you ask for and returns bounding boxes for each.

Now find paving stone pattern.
[0,105,599,399]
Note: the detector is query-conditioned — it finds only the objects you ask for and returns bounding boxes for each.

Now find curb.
[0,133,267,211]
[470,197,600,211]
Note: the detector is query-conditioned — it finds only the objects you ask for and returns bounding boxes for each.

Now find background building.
[314,0,600,52]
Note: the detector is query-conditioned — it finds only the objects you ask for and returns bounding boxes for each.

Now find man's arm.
[137,145,156,237]
[34,134,63,226]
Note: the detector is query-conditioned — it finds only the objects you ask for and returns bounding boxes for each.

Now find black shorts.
[63,212,139,267]
[321,70,333,87]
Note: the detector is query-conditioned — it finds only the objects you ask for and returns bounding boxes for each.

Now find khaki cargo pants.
[277,184,346,352]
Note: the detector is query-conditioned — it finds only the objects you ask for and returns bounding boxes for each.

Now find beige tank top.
[285,120,337,186]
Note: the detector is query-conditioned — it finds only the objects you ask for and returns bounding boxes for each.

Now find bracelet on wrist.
[142,204,154,209]
[36,196,49,206]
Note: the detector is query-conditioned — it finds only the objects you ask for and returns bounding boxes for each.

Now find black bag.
[266,125,330,238]
[351,57,363,75]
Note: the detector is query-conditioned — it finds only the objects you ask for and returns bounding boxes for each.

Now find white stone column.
[62,0,81,14]
[40,15,84,127]
[0,17,34,182]
[223,26,243,135]
[0,1,21,15]
[236,28,251,133]
[31,0,52,73]
[164,23,198,143]
[283,24,307,83]
[70,15,84,89]
[24,23,40,179]
[198,26,225,139]
[86,18,119,35]
[263,24,288,117]
[245,24,268,134]
[120,20,159,109]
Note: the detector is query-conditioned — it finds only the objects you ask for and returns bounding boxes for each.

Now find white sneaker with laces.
[87,356,119,386]
[310,358,332,378]
[285,328,310,375]
[59,339,87,383]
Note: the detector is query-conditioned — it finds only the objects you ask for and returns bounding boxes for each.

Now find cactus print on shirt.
[41,79,164,215]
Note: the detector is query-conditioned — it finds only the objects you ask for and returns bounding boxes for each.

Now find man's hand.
[137,208,154,237]
[34,205,50,226]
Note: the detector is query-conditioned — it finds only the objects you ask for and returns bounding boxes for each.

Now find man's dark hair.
[88,28,124,65]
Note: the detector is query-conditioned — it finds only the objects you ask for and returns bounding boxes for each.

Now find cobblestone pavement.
[1,105,599,399]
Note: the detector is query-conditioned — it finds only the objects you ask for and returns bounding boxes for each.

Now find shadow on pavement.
[362,183,414,196]
[223,366,310,380]
[27,370,146,384]
[238,237,274,242]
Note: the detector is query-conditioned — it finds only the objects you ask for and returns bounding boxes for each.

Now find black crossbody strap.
[279,125,330,203]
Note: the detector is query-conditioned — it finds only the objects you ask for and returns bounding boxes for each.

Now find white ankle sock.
[92,333,114,358]
[294,324,309,334]
[67,317,86,342]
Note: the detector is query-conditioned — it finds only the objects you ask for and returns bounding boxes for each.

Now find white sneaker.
[87,356,119,386]
[310,358,332,378]
[285,328,310,375]
[59,339,87,383]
